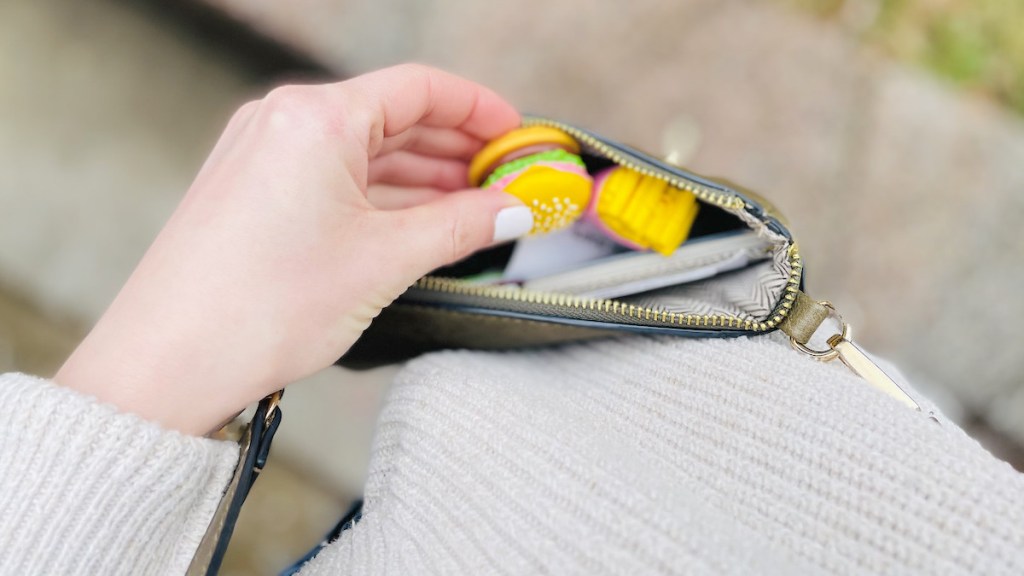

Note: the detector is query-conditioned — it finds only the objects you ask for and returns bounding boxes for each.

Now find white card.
[522,230,769,298]
[501,221,623,282]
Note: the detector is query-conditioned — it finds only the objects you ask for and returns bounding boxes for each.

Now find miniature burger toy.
[468,126,593,234]
[469,125,699,255]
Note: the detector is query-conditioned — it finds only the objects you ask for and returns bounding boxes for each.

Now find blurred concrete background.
[2,0,1023,573]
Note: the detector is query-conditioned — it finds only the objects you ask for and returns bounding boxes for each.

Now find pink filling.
[580,167,645,250]
[484,161,591,191]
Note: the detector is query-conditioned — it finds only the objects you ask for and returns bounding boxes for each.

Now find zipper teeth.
[522,117,747,212]
[413,118,805,332]
[414,246,800,332]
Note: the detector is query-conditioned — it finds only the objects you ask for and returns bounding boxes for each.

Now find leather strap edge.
[186,394,282,576]
[778,291,829,345]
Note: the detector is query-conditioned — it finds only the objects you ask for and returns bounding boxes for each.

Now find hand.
[54,64,532,435]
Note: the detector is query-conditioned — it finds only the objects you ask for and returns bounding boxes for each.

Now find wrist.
[55,329,247,436]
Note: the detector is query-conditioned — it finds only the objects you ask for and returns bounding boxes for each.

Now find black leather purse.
[339,117,899,383]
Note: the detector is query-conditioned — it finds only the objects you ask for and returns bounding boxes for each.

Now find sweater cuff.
[0,372,239,575]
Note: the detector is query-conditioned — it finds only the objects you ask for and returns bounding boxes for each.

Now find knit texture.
[0,373,238,575]
[308,335,1024,575]
[2,335,1024,575]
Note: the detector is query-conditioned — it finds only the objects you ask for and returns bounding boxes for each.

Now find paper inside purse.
[428,148,795,326]
[463,225,788,325]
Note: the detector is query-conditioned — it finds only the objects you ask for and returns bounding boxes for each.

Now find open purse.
[339,116,929,411]
[189,117,930,575]
[340,117,805,367]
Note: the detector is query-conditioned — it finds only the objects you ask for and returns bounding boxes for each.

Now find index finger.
[339,64,521,155]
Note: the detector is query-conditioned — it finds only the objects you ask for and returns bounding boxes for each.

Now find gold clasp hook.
[789,301,930,415]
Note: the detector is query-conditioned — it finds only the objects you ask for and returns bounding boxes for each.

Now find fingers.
[381,189,533,282]
[366,185,446,210]
[375,125,485,160]
[338,64,520,155]
[238,66,517,194]
[367,152,470,190]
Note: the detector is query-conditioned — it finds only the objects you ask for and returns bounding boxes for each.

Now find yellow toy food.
[583,166,699,256]
[468,126,593,235]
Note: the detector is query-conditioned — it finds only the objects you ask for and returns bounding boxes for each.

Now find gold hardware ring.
[788,301,849,361]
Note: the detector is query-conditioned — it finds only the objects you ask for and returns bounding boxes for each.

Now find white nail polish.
[492,206,534,243]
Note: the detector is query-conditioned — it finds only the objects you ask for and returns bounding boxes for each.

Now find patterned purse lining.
[621,244,791,323]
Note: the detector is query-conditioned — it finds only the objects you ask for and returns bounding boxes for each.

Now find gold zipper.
[415,253,800,331]
[412,118,804,333]
[418,277,753,330]
[521,117,748,212]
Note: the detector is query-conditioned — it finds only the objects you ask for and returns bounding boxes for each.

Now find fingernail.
[492,206,534,243]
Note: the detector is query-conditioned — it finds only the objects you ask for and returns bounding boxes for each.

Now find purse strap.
[186,392,283,576]
[279,498,364,576]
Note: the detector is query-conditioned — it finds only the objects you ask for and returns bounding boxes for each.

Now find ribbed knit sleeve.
[0,373,238,575]
[305,335,1024,576]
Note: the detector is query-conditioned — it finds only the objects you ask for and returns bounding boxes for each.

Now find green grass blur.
[784,0,1024,114]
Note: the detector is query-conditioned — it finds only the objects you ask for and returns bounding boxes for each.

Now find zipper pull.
[781,294,936,420]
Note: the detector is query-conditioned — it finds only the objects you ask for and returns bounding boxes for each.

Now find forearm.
[0,373,238,576]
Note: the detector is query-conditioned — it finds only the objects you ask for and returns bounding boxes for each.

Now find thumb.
[386,189,533,280]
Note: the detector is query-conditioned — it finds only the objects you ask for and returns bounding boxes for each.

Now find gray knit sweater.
[1,335,1023,575]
